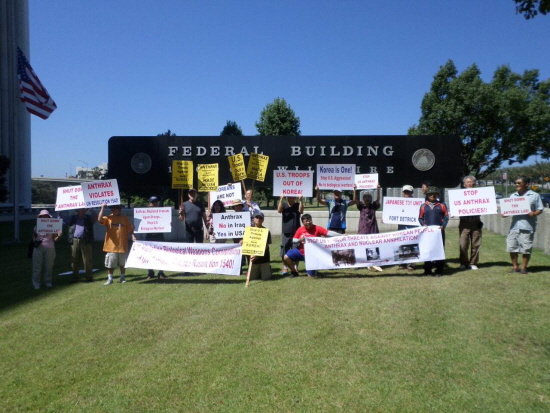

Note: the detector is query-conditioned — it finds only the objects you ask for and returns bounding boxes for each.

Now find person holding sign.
[31,210,62,289]
[179,188,207,243]
[398,185,417,271]
[98,203,134,285]
[206,200,227,244]
[243,189,262,226]
[248,212,272,281]
[419,187,449,276]
[458,176,483,271]
[60,208,97,282]
[504,176,543,274]
[278,193,304,276]
[356,184,383,272]
[316,186,357,234]
[283,214,340,278]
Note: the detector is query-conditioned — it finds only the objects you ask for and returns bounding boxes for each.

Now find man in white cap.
[398,185,416,271]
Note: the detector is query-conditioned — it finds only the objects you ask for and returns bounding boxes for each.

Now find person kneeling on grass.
[98,203,134,285]
[248,212,272,281]
[283,214,340,278]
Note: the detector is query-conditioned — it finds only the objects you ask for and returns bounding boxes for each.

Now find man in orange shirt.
[98,203,134,285]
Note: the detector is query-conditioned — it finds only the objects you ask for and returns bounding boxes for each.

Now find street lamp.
[78,160,89,178]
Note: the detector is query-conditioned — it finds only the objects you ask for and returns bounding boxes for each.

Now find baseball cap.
[254,212,264,219]
[402,185,414,192]
[148,196,159,203]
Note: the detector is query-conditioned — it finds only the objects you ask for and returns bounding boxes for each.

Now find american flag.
[17,47,57,119]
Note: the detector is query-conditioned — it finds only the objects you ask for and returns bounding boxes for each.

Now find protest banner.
[316,164,355,190]
[81,179,121,208]
[211,211,248,239]
[197,163,219,192]
[210,183,242,208]
[36,218,63,235]
[382,197,424,226]
[246,152,269,182]
[448,186,497,216]
[354,173,378,190]
[241,226,269,256]
[172,160,193,189]
[228,154,247,182]
[272,170,313,197]
[304,226,445,270]
[55,185,86,211]
[126,241,242,276]
[134,207,172,233]
[499,196,531,216]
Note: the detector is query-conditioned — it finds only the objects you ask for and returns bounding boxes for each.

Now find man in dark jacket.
[419,187,449,276]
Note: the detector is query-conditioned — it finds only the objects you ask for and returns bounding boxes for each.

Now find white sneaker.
[470,265,478,270]
[372,266,383,272]
[104,279,113,285]
[120,277,126,283]
[459,265,468,270]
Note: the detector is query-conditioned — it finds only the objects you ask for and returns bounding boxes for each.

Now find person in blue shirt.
[315,186,357,234]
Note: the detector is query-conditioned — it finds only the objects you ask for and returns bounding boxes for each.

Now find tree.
[515,0,550,19]
[0,155,10,202]
[220,120,243,136]
[255,97,301,136]
[157,129,176,137]
[91,166,103,180]
[409,60,550,178]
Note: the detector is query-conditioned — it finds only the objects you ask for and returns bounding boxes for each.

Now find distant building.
[75,163,108,180]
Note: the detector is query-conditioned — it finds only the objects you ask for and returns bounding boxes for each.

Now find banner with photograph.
[354,173,378,190]
[210,183,243,208]
[36,218,63,235]
[55,185,86,211]
[499,196,531,216]
[316,164,355,190]
[197,163,219,192]
[81,179,121,208]
[304,226,445,270]
[211,211,249,239]
[126,241,242,276]
[448,186,497,216]
[246,152,269,181]
[272,170,313,197]
[382,197,424,226]
[134,207,172,233]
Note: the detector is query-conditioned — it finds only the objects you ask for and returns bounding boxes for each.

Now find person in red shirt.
[283,214,339,278]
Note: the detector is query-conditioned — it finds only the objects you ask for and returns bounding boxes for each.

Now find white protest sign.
[354,173,378,190]
[382,197,424,226]
[272,170,313,197]
[212,211,248,239]
[36,218,63,235]
[55,185,86,211]
[304,226,445,270]
[448,186,497,216]
[133,207,172,233]
[210,183,242,208]
[81,179,121,208]
[126,241,242,276]
[316,164,355,190]
[499,196,531,216]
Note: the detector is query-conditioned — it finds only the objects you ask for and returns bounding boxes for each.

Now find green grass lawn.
[1,226,549,412]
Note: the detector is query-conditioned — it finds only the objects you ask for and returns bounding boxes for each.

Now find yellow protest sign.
[172,160,193,189]
[246,152,269,182]
[242,226,269,256]
[228,154,247,182]
[197,163,219,192]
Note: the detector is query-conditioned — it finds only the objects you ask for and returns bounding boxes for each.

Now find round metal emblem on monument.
[412,149,435,171]
[130,153,152,174]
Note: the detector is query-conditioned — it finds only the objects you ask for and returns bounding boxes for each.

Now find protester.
[179,188,207,243]
[503,176,543,274]
[398,185,416,271]
[283,214,340,278]
[243,188,262,225]
[207,199,227,244]
[316,185,357,234]
[31,210,62,289]
[133,196,166,280]
[277,193,303,275]
[248,212,272,281]
[98,203,134,285]
[356,184,383,272]
[61,208,97,282]
[419,187,449,276]
[231,199,247,273]
[458,176,483,270]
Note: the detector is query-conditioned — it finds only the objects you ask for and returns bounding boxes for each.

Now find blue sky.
[28,1,549,177]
